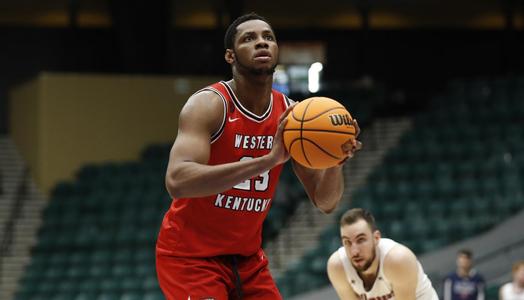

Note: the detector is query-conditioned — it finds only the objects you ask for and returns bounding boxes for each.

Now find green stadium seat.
[121,277,142,292]
[387,220,408,240]
[144,291,165,300]
[89,264,112,278]
[99,278,121,292]
[74,292,97,300]
[52,292,77,300]
[112,263,135,277]
[121,292,142,300]
[96,292,120,300]
[408,217,431,240]
[142,275,160,291]
[78,278,99,293]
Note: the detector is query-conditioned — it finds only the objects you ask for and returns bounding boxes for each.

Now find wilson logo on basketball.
[328,114,352,126]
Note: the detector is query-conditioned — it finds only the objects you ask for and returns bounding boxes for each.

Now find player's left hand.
[341,119,362,160]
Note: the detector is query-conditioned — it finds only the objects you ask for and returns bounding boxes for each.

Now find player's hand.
[340,119,362,162]
[267,103,296,166]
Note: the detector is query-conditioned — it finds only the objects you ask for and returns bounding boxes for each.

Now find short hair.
[512,260,524,274]
[340,208,378,232]
[458,249,473,258]
[224,12,272,50]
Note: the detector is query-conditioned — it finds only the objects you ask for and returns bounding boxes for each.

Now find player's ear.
[373,230,381,243]
[225,49,235,64]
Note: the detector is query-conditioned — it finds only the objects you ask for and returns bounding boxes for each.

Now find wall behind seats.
[10,72,220,195]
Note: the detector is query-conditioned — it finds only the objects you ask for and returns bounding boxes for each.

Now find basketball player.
[443,249,485,300]
[156,13,361,300]
[327,208,438,300]
[499,260,524,300]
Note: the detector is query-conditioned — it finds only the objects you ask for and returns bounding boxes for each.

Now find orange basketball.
[283,97,356,169]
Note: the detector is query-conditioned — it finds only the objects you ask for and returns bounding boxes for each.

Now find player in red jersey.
[156,12,362,300]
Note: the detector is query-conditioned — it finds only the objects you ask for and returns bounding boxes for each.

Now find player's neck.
[230,75,273,115]
[358,256,380,289]
[457,268,471,278]
[514,280,524,290]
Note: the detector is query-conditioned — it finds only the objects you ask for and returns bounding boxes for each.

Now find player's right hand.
[267,103,296,166]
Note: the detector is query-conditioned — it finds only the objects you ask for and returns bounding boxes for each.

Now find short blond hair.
[512,260,524,274]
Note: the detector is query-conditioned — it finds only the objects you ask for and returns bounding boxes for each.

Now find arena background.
[1,1,523,299]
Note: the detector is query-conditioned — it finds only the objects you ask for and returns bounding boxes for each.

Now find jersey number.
[233,156,269,191]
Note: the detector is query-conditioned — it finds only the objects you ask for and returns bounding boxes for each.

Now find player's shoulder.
[472,271,485,282]
[383,242,417,271]
[177,87,226,134]
[187,88,224,107]
[181,89,225,118]
[327,249,349,284]
[327,249,344,273]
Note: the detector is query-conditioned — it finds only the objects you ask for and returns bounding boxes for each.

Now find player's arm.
[327,251,360,300]
[383,244,419,300]
[499,285,505,300]
[477,279,486,300]
[292,120,361,213]
[165,92,293,198]
[443,277,453,300]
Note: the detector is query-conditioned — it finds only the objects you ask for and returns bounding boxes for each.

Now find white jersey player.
[327,208,439,300]
[499,260,524,300]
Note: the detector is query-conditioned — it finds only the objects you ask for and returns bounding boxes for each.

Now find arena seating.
[276,75,524,298]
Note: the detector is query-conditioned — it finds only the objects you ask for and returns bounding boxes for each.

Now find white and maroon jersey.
[500,282,524,300]
[337,238,439,300]
[157,81,292,257]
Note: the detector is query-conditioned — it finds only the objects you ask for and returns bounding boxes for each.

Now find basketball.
[283,97,356,169]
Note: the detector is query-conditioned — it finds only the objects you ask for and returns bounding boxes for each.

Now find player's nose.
[255,37,269,49]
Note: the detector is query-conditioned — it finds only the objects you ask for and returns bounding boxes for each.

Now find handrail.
[476,236,524,266]
[0,167,29,288]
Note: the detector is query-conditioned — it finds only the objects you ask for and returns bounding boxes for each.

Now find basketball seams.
[283,128,356,135]
[288,136,342,162]
[302,106,348,122]
[284,97,354,169]
[300,99,316,167]
[302,138,341,160]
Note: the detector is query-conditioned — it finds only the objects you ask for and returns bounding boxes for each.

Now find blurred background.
[1,0,523,299]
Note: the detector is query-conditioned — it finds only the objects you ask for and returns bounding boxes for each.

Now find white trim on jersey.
[284,95,294,108]
[191,86,227,144]
[220,81,273,123]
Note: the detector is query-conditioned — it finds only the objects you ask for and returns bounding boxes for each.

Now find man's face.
[230,19,278,75]
[457,253,472,271]
[514,265,524,286]
[341,219,379,272]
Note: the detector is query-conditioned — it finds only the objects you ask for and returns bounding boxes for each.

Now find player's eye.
[265,35,274,41]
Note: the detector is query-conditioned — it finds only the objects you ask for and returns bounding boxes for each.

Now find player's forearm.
[166,155,275,198]
[312,166,344,213]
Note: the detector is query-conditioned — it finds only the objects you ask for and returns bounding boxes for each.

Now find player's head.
[339,208,380,272]
[456,249,473,272]
[512,260,524,286]
[224,13,278,76]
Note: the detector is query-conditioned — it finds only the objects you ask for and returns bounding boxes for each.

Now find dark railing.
[476,233,524,282]
[0,167,29,287]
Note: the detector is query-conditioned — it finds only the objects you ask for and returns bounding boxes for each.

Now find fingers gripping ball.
[283,97,356,169]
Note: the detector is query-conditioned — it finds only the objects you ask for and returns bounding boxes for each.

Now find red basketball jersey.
[156,81,292,257]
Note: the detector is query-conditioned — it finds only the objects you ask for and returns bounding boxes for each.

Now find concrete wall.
[9,72,220,195]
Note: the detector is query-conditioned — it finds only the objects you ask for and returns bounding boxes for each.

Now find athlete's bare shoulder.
[383,243,418,278]
[327,250,346,279]
[178,89,225,136]
[328,249,359,300]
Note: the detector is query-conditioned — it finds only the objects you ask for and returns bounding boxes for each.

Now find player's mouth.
[254,50,272,62]
[352,257,364,264]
